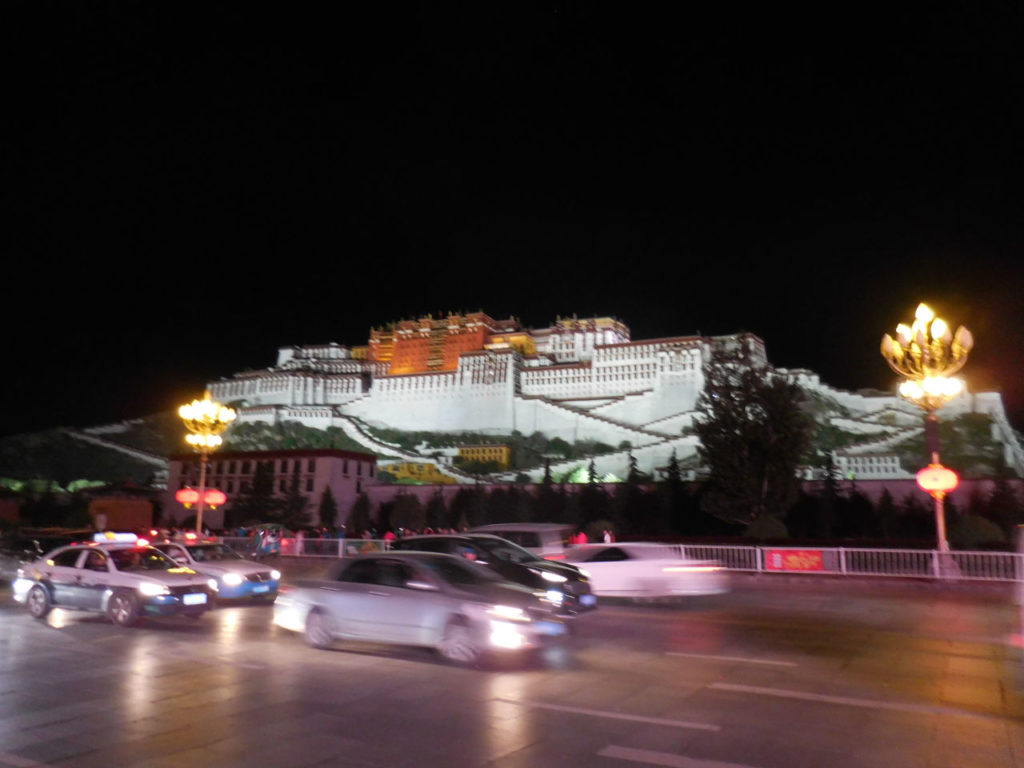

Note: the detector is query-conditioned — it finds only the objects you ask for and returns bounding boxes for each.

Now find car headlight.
[545,589,564,605]
[533,569,567,583]
[578,568,592,579]
[270,569,281,580]
[208,578,219,591]
[489,620,527,649]
[138,582,170,597]
[222,573,244,586]
[487,604,529,621]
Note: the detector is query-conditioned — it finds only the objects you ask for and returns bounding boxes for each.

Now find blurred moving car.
[151,538,280,602]
[12,533,218,626]
[563,543,728,599]
[469,523,574,559]
[390,533,596,616]
[273,551,569,665]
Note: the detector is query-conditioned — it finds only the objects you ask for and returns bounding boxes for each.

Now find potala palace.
[207,312,1024,484]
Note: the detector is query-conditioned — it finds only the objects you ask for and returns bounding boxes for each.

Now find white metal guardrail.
[218,537,1023,583]
[679,544,1021,582]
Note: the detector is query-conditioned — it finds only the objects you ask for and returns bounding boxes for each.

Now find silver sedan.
[273,551,569,665]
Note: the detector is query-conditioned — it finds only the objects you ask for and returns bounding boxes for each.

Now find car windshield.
[186,544,243,562]
[474,538,540,564]
[109,547,177,572]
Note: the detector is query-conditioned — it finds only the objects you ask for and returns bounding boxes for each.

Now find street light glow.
[880,302,972,560]
[179,391,235,534]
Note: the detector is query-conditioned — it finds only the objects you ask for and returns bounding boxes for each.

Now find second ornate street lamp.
[179,391,236,534]
[881,302,973,555]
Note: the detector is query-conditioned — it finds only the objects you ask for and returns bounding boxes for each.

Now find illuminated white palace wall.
[207,316,1023,483]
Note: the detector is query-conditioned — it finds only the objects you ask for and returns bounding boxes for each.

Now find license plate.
[536,620,567,636]
[183,593,207,606]
[581,594,597,606]
[253,584,269,593]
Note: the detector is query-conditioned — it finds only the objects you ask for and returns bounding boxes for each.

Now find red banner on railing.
[765,549,825,572]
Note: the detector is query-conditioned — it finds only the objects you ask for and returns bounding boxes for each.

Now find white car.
[152,540,280,602]
[563,543,728,599]
[469,523,575,559]
[12,533,218,626]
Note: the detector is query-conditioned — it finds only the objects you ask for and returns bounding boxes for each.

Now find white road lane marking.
[667,652,796,667]
[599,745,759,768]
[493,698,719,731]
[710,683,1004,720]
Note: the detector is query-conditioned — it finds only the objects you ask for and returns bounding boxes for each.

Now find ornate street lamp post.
[881,303,972,555]
[179,391,236,534]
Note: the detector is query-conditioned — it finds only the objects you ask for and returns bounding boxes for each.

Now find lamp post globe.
[179,391,236,534]
[881,303,972,556]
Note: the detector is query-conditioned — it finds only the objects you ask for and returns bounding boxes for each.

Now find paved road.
[1,563,1023,768]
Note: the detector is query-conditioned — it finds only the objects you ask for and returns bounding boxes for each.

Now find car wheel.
[26,585,51,619]
[304,609,333,649]
[108,591,140,627]
[439,618,481,666]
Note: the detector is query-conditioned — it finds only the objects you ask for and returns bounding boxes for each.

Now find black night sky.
[5,3,1024,436]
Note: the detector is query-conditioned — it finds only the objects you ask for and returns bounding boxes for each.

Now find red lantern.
[916,464,959,496]
[175,488,200,507]
[203,489,227,508]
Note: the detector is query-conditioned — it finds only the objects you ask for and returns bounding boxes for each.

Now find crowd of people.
[163,523,616,558]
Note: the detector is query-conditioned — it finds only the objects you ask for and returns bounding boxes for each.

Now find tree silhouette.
[317,486,339,530]
[695,345,812,526]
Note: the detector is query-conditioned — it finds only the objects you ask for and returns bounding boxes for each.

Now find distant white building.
[165,449,378,530]
[206,313,1022,482]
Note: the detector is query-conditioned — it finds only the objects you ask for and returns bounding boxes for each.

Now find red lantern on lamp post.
[916,463,959,552]
[175,487,201,508]
[203,488,227,508]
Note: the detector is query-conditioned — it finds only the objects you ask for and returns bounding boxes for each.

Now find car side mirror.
[173,555,189,566]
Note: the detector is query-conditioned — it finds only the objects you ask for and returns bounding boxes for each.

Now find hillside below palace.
[207,312,1023,483]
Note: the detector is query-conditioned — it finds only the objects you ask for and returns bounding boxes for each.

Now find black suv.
[390,533,597,615]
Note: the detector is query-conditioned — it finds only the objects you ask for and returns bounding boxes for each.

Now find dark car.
[0,529,94,581]
[390,533,597,615]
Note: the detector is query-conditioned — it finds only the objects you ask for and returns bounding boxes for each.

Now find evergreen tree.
[280,465,310,529]
[820,452,842,537]
[876,488,897,540]
[391,493,425,532]
[842,491,876,538]
[449,487,478,529]
[316,486,339,530]
[425,490,447,530]
[347,493,372,536]
[897,493,932,541]
[230,461,280,524]
[786,490,822,538]
[627,453,643,484]
[988,459,1022,534]
[664,450,682,484]
[694,345,812,526]
[533,478,563,523]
